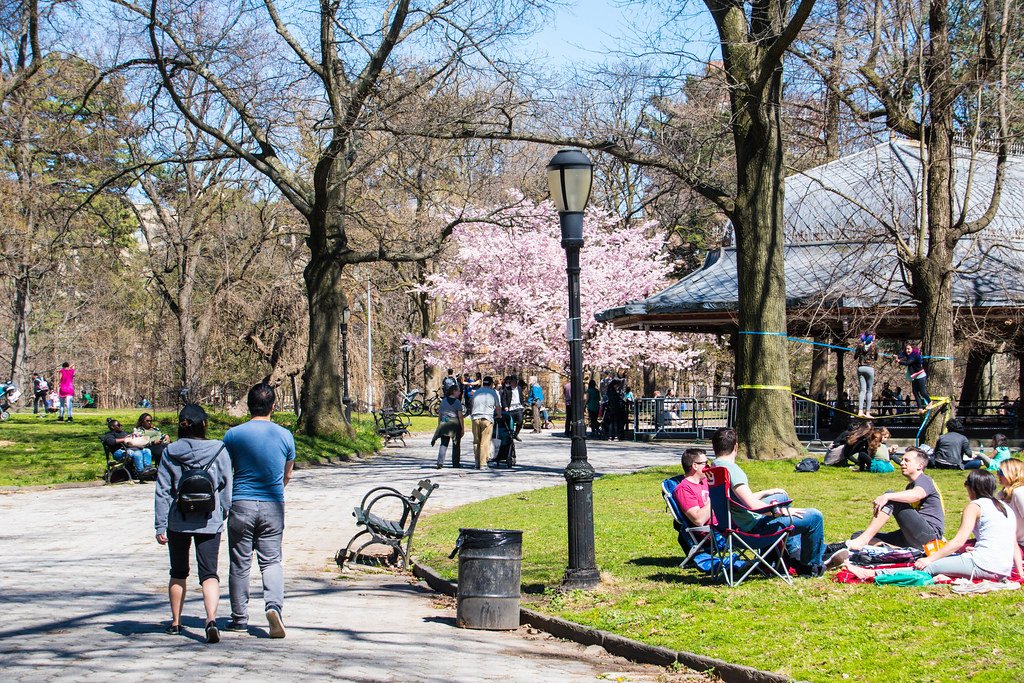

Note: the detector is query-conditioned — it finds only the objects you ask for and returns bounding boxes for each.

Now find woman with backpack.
[154,403,232,643]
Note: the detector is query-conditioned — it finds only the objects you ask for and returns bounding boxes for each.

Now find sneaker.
[205,621,220,644]
[266,607,286,639]
[824,542,851,569]
[435,463,443,469]
[57,416,64,422]
[823,541,848,557]
[164,623,182,635]
[224,620,248,632]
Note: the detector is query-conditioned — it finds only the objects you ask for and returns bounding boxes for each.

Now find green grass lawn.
[415,460,1024,683]
[0,409,380,487]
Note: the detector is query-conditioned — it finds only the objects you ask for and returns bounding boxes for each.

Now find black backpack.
[174,445,226,517]
[795,457,821,472]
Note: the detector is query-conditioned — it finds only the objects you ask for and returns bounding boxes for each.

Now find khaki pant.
[531,403,542,432]
[472,418,494,467]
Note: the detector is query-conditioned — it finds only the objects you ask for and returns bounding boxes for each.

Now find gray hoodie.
[154,438,232,535]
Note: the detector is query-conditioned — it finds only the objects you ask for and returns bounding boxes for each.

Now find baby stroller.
[0,382,21,421]
[493,412,517,468]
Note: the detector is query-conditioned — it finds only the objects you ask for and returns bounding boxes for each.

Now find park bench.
[372,409,411,447]
[335,479,440,570]
[101,437,135,484]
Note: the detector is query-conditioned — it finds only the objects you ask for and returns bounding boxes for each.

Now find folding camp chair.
[705,466,795,586]
[661,475,713,568]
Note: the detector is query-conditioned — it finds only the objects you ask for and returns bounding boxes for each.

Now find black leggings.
[167,530,221,582]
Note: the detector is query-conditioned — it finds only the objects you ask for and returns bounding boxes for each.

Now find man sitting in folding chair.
[662,448,720,569]
[710,427,827,578]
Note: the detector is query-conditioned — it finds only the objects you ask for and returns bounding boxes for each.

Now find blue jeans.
[114,447,152,472]
[59,395,73,419]
[857,366,875,413]
[752,507,825,568]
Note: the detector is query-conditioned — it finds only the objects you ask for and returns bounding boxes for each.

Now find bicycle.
[398,388,426,415]
[421,388,443,416]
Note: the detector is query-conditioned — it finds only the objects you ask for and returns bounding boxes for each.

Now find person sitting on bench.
[102,418,154,476]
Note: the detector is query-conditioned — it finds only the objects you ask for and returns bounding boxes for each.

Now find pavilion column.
[1017,344,1024,433]
[809,334,829,400]
[835,346,847,406]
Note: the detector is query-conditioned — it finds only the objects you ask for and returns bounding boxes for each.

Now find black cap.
[178,403,207,425]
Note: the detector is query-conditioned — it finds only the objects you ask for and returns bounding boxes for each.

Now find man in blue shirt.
[224,382,295,638]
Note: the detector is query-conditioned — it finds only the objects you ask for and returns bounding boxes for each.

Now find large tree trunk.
[958,344,996,414]
[711,0,809,459]
[298,240,349,436]
[643,364,657,397]
[731,88,802,458]
[9,273,31,389]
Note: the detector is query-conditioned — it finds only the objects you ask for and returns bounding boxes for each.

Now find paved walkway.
[0,431,691,681]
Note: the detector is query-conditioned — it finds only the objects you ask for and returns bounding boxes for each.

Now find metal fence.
[632,395,822,444]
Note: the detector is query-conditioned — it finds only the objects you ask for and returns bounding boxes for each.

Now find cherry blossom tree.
[417,197,698,376]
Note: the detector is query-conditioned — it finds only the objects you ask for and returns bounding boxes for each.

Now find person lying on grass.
[846,470,1023,582]
[710,427,827,577]
[847,447,944,552]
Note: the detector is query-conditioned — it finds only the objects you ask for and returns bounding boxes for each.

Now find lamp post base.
[562,567,601,590]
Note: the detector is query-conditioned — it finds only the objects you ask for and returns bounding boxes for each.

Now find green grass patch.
[415,460,1024,683]
[0,409,380,487]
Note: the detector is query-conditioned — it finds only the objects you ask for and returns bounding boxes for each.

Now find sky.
[530,1,716,67]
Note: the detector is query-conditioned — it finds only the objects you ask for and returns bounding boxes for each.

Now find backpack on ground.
[174,445,226,517]
[795,457,820,472]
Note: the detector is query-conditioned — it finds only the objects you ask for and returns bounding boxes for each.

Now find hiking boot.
[205,621,220,644]
[224,620,248,632]
[266,607,286,639]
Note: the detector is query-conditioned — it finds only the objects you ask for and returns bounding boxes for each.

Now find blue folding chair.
[705,466,795,586]
[661,475,714,569]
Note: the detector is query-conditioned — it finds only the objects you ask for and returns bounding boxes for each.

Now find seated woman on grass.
[968,433,1014,472]
[866,427,895,473]
[998,458,1024,551]
[847,470,1023,581]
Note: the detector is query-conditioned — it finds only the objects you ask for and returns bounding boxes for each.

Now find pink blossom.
[415,198,698,375]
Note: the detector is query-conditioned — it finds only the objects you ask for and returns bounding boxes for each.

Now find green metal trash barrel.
[451,528,522,630]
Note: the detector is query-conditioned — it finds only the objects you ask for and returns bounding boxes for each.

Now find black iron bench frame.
[335,478,439,570]
[372,409,411,447]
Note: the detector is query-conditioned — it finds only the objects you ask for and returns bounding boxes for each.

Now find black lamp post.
[401,339,412,394]
[547,148,599,590]
[341,307,351,423]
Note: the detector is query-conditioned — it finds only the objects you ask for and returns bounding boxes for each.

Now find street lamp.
[341,306,352,423]
[401,339,412,394]
[547,148,599,590]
